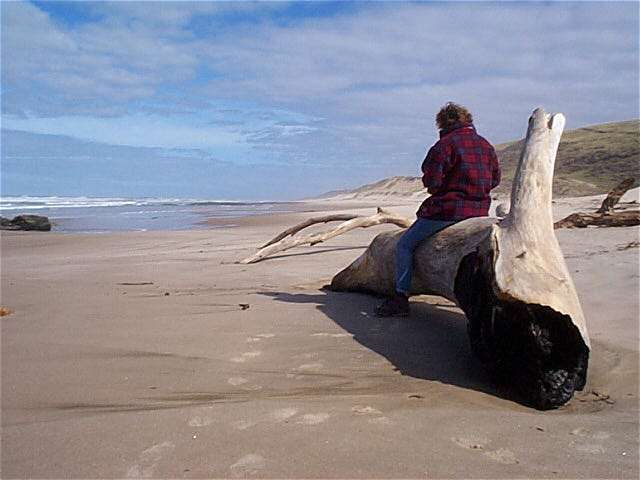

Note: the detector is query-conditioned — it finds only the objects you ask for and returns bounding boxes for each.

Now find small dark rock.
[0,215,51,231]
[164,292,170,296]
[239,303,250,310]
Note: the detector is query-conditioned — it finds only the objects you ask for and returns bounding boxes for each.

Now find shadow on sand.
[259,288,507,401]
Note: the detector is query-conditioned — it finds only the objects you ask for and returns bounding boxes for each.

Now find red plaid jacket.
[417,123,500,220]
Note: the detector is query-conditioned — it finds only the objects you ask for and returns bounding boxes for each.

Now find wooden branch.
[554,210,640,229]
[260,214,363,248]
[240,208,412,264]
[596,177,635,213]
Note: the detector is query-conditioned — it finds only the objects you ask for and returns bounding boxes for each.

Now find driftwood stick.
[596,177,636,213]
[240,208,412,264]
[554,210,640,229]
[260,214,363,248]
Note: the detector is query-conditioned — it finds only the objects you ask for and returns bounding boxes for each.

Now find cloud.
[1,1,638,198]
[3,113,244,150]
[1,0,201,116]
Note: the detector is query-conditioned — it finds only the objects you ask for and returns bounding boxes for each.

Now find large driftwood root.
[454,251,588,409]
[330,108,591,409]
[240,208,412,264]
[554,177,639,229]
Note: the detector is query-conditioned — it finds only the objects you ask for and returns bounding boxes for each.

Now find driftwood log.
[554,177,639,228]
[554,210,640,229]
[330,108,591,409]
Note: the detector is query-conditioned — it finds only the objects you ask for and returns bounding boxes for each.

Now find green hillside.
[494,119,639,196]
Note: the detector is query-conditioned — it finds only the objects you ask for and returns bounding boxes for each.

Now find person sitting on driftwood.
[375,102,501,317]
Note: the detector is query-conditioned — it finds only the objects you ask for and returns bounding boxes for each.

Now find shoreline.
[3,186,637,235]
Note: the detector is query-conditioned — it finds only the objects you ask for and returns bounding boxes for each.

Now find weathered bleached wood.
[260,214,364,248]
[489,111,589,345]
[330,108,590,409]
[330,217,497,301]
[239,208,412,264]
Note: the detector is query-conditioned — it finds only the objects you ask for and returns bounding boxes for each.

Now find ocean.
[0,196,299,233]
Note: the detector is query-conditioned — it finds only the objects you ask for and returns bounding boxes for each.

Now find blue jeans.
[395,218,455,295]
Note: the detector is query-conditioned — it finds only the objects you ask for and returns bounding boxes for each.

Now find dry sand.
[1,194,638,478]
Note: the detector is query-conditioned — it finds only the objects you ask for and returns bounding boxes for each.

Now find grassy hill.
[493,119,639,196]
[326,119,639,199]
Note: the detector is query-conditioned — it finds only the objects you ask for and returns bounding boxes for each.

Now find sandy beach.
[1,195,638,479]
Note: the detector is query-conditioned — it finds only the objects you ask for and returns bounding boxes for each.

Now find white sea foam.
[0,196,298,212]
[0,195,298,233]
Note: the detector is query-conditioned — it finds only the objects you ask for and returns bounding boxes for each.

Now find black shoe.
[374,294,410,317]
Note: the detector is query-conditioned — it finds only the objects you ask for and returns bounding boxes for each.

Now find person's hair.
[436,102,473,130]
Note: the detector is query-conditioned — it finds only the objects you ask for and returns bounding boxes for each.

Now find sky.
[1,0,638,200]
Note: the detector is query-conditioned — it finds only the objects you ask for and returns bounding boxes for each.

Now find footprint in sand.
[231,351,262,363]
[234,419,256,431]
[368,416,394,426]
[296,413,330,425]
[126,441,175,478]
[572,442,606,454]
[451,437,519,464]
[269,407,299,421]
[246,333,276,343]
[240,384,263,391]
[483,448,519,464]
[188,415,214,427]
[228,377,249,386]
[234,408,298,431]
[570,427,609,454]
[571,427,611,440]
[229,454,266,478]
[452,436,488,450]
[351,405,382,415]
[296,362,323,371]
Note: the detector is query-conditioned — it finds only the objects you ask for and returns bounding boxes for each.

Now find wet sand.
[1,197,638,478]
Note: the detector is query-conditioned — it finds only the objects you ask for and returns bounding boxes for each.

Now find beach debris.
[164,292,170,296]
[617,240,639,250]
[0,307,13,316]
[0,214,51,231]
[596,178,636,213]
[239,303,250,310]
[239,208,411,264]
[117,282,154,285]
[260,214,365,248]
[330,109,591,410]
[554,177,639,228]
